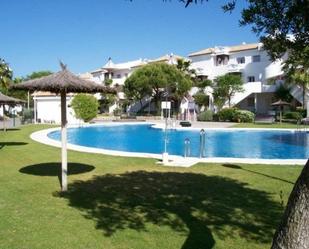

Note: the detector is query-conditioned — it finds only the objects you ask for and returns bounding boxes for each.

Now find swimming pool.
[47,124,309,159]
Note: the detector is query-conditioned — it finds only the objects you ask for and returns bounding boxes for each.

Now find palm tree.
[0,58,13,89]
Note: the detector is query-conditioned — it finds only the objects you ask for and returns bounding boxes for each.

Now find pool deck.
[149,120,237,129]
[30,122,308,167]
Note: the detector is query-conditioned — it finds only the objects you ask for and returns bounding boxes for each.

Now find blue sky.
[0,0,258,77]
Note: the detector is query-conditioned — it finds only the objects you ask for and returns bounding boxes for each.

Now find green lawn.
[0,125,303,249]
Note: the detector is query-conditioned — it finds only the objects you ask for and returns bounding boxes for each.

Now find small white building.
[33,91,81,124]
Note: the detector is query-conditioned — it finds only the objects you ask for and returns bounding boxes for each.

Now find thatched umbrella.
[0,92,25,131]
[271,99,290,124]
[11,63,114,191]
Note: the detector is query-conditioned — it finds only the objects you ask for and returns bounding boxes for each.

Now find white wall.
[190,49,275,85]
[189,47,284,111]
[34,96,81,124]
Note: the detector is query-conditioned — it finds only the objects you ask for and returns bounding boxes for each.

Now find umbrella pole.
[2,104,6,132]
[61,91,68,191]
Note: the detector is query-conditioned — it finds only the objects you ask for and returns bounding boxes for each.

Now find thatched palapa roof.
[0,92,25,104]
[11,65,114,94]
[271,99,290,106]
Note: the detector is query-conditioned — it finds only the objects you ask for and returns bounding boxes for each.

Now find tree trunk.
[271,159,309,249]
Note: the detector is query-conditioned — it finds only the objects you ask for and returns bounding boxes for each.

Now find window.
[237,57,245,64]
[125,73,128,78]
[215,55,229,66]
[252,55,261,62]
[247,76,255,82]
[117,74,121,78]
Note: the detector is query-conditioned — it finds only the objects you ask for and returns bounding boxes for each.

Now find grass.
[0,125,303,249]
[232,122,305,129]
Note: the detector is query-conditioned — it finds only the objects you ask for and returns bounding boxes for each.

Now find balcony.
[227,63,245,73]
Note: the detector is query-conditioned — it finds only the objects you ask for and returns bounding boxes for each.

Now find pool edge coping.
[30,123,308,167]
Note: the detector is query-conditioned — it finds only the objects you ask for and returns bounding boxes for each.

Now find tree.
[100,79,117,113]
[104,78,113,87]
[5,77,28,102]
[124,63,192,113]
[100,93,117,113]
[274,84,293,103]
[213,74,243,108]
[176,58,196,79]
[193,92,209,110]
[271,160,309,249]
[26,70,53,80]
[71,94,99,122]
[124,74,152,110]
[193,78,212,110]
[0,58,13,89]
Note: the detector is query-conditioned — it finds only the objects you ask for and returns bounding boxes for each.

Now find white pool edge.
[30,123,307,167]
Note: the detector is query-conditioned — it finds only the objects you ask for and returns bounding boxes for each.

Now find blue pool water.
[48,124,309,159]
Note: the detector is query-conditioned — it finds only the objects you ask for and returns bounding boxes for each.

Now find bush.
[217,108,237,121]
[22,108,34,123]
[284,111,302,120]
[296,108,306,118]
[217,108,255,122]
[213,113,219,121]
[234,110,255,123]
[113,107,122,116]
[197,110,213,121]
[71,94,99,122]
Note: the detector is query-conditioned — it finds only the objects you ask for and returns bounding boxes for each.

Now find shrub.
[113,107,122,116]
[296,108,306,118]
[71,94,99,122]
[217,108,255,122]
[234,110,255,123]
[213,113,219,121]
[197,110,213,121]
[22,108,34,122]
[283,111,302,120]
[217,108,237,121]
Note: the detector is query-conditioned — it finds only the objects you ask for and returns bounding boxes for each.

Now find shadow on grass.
[57,171,283,249]
[0,128,21,131]
[19,162,95,177]
[0,142,28,149]
[19,162,95,187]
[222,164,295,184]
[0,142,28,150]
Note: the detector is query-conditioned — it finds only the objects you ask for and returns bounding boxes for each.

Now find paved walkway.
[149,120,237,129]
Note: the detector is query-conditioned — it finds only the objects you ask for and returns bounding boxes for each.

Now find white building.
[32,42,308,124]
[188,42,306,114]
[90,54,183,114]
[33,91,80,124]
